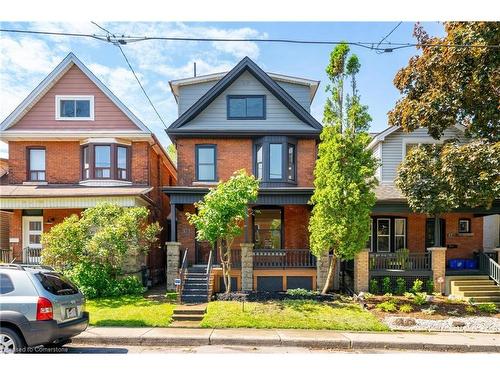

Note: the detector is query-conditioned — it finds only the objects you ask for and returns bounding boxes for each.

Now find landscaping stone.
[394,317,417,326]
[385,316,500,333]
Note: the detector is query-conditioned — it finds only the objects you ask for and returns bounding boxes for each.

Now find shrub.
[399,304,413,313]
[410,279,423,293]
[369,279,379,294]
[476,303,498,314]
[64,262,144,299]
[403,292,414,299]
[382,277,392,294]
[377,301,397,312]
[286,288,317,298]
[395,278,406,295]
[413,292,427,306]
[425,279,435,293]
[465,305,476,314]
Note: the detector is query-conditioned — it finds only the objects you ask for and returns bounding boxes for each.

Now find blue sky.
[0,22,445,157]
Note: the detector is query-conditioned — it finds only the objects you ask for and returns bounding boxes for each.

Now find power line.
[1,27,499,50]
[376,21,403,53]
[90,22,168,129]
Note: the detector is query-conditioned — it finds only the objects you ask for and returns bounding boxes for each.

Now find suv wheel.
[0,328,23,354]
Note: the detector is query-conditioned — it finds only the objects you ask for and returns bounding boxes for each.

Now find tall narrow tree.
[309,43,378,294]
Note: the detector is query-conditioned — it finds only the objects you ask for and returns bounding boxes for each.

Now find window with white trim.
[56,95,94,120]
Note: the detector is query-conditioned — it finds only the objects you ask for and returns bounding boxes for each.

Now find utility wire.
[376,21,402,53]
[1,27,499,50]
[90,22,168,129]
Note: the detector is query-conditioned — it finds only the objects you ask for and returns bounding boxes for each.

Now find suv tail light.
[36,297,53,320]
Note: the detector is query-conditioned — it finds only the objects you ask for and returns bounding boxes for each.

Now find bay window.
[269,143,283,180]
[81,144,130,181]
[253,136,297,185]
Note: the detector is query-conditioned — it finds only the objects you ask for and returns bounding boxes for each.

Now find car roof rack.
[19,264,55,271]
[0,263,25,270]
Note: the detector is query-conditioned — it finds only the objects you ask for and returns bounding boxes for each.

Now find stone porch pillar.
[354,248,370,293]
[166,242,181,291]
[428,247,447,294]
[316,254,330,291]
[240,243,254,291]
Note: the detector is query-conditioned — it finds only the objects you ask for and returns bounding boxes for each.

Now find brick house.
[0,53,177,285]
[163,57,323,299]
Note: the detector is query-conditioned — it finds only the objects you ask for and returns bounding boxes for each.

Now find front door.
[22,216,43,264]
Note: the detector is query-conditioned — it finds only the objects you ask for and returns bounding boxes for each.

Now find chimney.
[193,62,197,77]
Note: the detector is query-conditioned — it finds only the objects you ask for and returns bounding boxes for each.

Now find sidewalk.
[73,327,500,352]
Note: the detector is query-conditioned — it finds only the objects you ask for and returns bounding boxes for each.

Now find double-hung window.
[394,218,406,250]
[28,148,46,181]
[56,95,94,120]
[254,137,297,184]
[287,144,296,181]
[196,145,216,182]
[255,144,263,180]
[94,145,111,179]
[117,146,128,180]
[376,218,391,252]
[269,143,283,180]
[227,95,266,119]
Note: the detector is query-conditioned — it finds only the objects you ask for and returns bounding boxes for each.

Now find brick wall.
[9,141,81,184]
[296,139,316,187]
[284,205,310,249]
[178,204,197,264]
[0,211,12,250]
[131,141,149,184]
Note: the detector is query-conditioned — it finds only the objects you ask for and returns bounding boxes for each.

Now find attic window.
[56,95,94,120]
[227,95,265,119]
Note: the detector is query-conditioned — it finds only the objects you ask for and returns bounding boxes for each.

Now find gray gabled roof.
[167,56,322,138]
[0,52,151,133]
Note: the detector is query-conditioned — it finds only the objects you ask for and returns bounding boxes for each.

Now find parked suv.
[0,264,89,353]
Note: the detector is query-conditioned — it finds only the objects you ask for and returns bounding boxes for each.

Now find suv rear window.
[0,273,15,294]
[34,272,79,295]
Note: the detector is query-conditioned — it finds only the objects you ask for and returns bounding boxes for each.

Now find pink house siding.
[10,65,141,132]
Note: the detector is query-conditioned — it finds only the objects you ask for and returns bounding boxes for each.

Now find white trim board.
[0,196,150,210]
[55,95,95,121]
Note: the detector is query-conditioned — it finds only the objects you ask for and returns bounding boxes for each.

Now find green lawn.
[86,296,174,327]
[201,300,388,331]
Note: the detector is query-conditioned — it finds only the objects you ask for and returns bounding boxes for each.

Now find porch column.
[170,203,177,242]
[354,248,370,293]
[166,241,181,291]
[495,248,500,263]
[240,243,254,291]
[428,247,447,294]
[316,254,330,291]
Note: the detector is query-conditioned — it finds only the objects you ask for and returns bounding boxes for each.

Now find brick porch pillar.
[354,249,370,293]
[240,243,254,291]
[166,242,181,291]
[428,247,446,294]
[316,254,330,291]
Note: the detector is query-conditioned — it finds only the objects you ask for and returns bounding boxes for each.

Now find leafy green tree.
[396,141,500,245]
[309,43,378,294]
[167,143,177,164]
[389,22,500,141]
[187,170,259,293]
[43,203,160,270]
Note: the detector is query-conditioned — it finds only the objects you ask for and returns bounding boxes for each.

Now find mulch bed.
[365,295,500,320]
[215,291,337,302]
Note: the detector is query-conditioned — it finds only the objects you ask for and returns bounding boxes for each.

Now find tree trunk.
[321,255,337,295]
[219,239,228,293]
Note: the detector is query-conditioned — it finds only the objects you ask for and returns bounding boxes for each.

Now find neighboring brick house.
[368,125,500,291]
[163,57,323,295]
[0,53,177,285]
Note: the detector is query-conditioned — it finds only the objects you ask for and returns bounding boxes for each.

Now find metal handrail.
[479,252,500,285]
[0,249,12,263]
[177,248,189,299]
[23,247,42,265]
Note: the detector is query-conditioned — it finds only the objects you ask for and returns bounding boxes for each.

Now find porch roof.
[162,186,314,205]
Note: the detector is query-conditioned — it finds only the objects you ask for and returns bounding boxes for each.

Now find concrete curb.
[72,328,500,352]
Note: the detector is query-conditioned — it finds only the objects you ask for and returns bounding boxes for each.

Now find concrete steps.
[171,304,207,327]
[450,275,500,305]
[180,265,210,303]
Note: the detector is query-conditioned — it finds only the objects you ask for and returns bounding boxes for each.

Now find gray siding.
[372,142,382,181]
[180,71,312,132]
[380,127,466,182]
[275,81,310,111]
[178,81,217,116]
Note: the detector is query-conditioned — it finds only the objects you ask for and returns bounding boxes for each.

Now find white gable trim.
[368,124,465,150]
[0,52,151,134]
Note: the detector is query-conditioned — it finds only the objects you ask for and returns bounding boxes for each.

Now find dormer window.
[227,95,266,119]
[56,95,94,120]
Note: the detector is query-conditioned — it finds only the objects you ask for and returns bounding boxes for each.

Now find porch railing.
[369,252,431,272]
[254,249,316,269]
[479,252,500,285]
[23,247,42,265]
[0,249,13,263]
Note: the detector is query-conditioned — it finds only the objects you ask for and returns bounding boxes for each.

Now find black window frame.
[370,216,408,253]
[195,144,217,182]
[252,206,284,249]
[27,147,46,182]
[253,136,297,186]
[227,95,266,120]
[458,218,471,234]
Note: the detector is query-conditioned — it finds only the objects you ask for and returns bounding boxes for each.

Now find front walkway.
[74,327,500,352]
